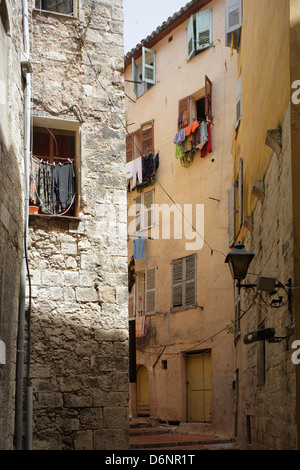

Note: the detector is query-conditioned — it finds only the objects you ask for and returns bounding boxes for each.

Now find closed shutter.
[205,76,213,122]
[172,258,183,311]
[225,0,242,34]
[196,9,212,51]
[238,158,243,228]
[187,15,196,61]
[126,133,134,162]
[236,76,242,128]
[132,58,139,96]
[141,122,154,156]
[228,183,236,247]
[185,254,197,308]
[143,190,154,230]
[142,47,156,85]
[135,194,142,233]
[145,268,156,314]
[178,96,191,129]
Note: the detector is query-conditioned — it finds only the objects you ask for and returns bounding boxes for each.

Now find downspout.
[15,0,32,450]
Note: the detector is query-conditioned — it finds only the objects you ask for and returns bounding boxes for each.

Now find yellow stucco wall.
[234,0,290,241]
[125,0,238,434]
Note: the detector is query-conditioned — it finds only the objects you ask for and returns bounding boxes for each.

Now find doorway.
[137,366,150,416]
[186,351,212,423]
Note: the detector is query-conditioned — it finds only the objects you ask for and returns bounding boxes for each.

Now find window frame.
[135,267,157,316]
[187,8,213,61]
[171,254,197,312]
[134,189,155,233]
[35,0,78,18]
[132,47,156,98]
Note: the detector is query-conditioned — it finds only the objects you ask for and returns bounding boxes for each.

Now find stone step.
[130,433,232,450]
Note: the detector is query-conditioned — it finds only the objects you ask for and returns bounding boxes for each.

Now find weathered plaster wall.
[27,0,129,450]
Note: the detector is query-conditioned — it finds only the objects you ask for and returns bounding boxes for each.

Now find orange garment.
[191,120,200,133]
[185,125,192,136]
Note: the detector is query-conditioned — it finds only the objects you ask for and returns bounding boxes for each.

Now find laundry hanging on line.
[126,153,159,191]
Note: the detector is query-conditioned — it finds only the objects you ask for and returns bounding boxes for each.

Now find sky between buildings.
[123,0,190,53]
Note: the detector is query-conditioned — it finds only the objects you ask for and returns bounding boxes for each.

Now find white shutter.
[196,9,212,51]
[236,75,242,128]
[225,0,242,34]
[145,268,156,314]
[142,47,156,85]
[238,158,243,228]
[187,15,195,61]
[185,254,197,308]
[172,258,183,311]
[228,183,237,247]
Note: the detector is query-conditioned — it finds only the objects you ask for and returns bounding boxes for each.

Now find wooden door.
[137,366,150,416]
[186,352,212,423]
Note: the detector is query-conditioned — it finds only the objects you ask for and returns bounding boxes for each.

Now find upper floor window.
[187,8,212,61]
[132,47,156,98]
[171,254,197,312]
[36,0,74,15]
[225,0,242,49]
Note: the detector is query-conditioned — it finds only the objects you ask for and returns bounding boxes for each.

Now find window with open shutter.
[228,183,237,247]
[225,0,242,49]
[145,268,156,314]
[142,47,156,85]
[187,15,196,61]
[132,58,139,97]
[205,76,213,122]
[141,122,154,155]
[196,8,212,51]
[172,254,197,312]
[178,96,191,130]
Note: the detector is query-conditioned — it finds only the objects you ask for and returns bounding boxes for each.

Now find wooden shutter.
[142,47,156,85]
[126,133,134,162]
[145,268,156,314]
[225,0,242,34]
[132,58,139,96]
[187,15,196,61]
[205,76,213,122]
[238,158,243,228]
[172,258,183,311]
[141,122,154,155]
[143,190,154,230]
[236,76,242,128]
[135,194,142,233]
[196,9,212,51]
[185,254,197,308]
[228,183,237,247]
[178,96,191,129]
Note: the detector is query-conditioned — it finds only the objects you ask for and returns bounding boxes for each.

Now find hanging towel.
[136,316,146,337]
[134,234,145,259]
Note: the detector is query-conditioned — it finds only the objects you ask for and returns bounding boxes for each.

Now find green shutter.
[142,47,156,85]
[132,58,139,96]
[196,9,212,51]
[187,15,195,61]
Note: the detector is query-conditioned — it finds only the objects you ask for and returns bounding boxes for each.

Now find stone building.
[226,0,300,450]
[0,0,129,451]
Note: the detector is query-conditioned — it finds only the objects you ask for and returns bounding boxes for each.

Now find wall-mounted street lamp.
[225,241,255,285]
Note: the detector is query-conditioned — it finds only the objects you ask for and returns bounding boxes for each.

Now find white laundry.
[126,157,143,187]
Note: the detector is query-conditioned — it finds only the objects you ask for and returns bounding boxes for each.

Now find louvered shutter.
[135,194,142,233]
[185,254,197,308]
[142,47,156,85]
[228,183,236,247]
[225,0,242,34]
[238,158,243,228]
[178,96,191,129]
[236,76,242,128]
[196,9,212,51]
[141,122,154,156]
[132,58,139,96]
[187,15,196,61]
[145,268,156,314]
[205,76,213,122]
[143,190,154,230]
[172,258,183,311]
[126,133,134,162]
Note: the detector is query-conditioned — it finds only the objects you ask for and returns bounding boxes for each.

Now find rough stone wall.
[27,1,129,450]
[236,105,296,449]
[0,1,25,450]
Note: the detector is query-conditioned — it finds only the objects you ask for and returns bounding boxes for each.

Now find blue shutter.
[187,15,195,61]
[196,9,212,51]
[132,58,139,96]
[142,47,156,85]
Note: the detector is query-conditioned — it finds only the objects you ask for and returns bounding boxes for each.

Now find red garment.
[206,123,212,153]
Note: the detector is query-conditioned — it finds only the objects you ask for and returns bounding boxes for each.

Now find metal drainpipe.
[15,0,32,450]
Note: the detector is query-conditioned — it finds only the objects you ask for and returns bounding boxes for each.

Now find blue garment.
[134,236,145,259]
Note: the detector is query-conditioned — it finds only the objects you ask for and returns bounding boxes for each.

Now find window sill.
[29,213,82,223]
[172,305,197,313]
[32,8,78,21]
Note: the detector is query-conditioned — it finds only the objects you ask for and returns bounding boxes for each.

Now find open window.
[132,47,156,98]
[187,8,212,61]
[225,0,242,49]
[178,76,213,128]
[29,118,80,217]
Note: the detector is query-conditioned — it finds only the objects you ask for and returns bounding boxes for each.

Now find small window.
[135,190,155,233]
[132,47,156,98]
[178,76,213,128]
[141,121,154,156]
[135,268,156,315]
[30,126,78,217]
[225,0,242,49]
[187,9,212,61]
[171,254,197,312]
[37,0,73,15]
